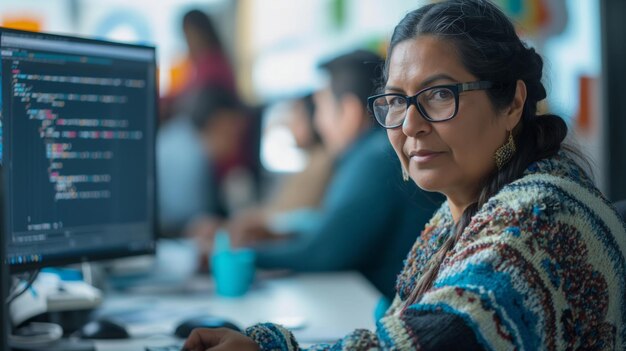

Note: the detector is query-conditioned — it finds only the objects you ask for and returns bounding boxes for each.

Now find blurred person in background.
[157,9,237,234]
[240,50,443,299]
[160,8,236,123]
[180,9,236,94]
[185,87,261,267]
[226,93,334,247]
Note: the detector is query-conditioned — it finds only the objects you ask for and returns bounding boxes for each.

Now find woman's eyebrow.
[385,74,458,93]
[420,74,457,88]
[384,86,404,93]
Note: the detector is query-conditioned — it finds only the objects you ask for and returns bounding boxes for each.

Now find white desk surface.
[93,271,382,351]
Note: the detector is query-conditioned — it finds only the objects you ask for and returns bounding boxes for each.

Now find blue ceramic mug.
[211,248,255,297]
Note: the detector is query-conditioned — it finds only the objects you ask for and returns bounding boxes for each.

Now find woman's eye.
[430,89,453,100]
[387,96,405,106]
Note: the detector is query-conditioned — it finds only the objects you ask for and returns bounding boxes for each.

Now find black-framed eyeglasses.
[367,80,493,128]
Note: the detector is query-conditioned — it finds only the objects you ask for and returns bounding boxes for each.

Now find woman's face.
[385,36,512,205]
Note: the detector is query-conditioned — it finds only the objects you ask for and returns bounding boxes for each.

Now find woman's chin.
[410,172,446,193]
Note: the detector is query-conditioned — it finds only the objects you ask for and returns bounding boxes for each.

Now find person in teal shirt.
[248,50,442,299]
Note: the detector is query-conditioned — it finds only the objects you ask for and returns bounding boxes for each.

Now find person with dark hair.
[184,87,260,252]
[157,9,239,234]
[225,49,441,300]
[160,9,236,123]
[225,94,334,247]
[183,9,224,54]
[183,2,626,349]
[248,49,440,300]
[181,9,236,94]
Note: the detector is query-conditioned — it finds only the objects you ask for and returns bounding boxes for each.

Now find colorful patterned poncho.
[244,153,626,350]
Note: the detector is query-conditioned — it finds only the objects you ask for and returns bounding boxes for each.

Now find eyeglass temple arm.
[459,81,492,92]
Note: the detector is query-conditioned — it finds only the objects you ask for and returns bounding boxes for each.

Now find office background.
[2,1,626,349]
[0,0,622,200]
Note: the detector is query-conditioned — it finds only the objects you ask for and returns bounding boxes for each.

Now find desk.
[94,272,381,351]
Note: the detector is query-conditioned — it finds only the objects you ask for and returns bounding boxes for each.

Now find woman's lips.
[408,150,444,163]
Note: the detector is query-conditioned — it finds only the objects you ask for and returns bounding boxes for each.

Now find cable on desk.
[5,268,41,305]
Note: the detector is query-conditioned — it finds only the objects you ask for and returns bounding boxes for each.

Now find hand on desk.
[183,328,260,351]
[186,211,283,254]
[185,216,224,255]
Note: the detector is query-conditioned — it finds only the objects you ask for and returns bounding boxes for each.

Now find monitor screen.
[0,28,157,273]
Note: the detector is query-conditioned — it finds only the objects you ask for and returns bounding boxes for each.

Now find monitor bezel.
[0,27,158,273]
[0,170,9,351]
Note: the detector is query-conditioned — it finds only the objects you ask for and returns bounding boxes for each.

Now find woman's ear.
[505,80,527,130]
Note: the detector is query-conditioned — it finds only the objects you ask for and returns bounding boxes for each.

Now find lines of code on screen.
[1,35,155,256]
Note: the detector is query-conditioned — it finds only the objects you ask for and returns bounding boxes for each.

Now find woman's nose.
[402,104,431,137]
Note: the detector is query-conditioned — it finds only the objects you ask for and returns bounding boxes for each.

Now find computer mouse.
[174,315,241,338]
[75,318,130,339]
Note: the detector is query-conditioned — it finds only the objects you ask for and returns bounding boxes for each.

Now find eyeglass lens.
[372,86,456,127]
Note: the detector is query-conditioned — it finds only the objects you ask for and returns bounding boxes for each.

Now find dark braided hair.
[383,0,578,304]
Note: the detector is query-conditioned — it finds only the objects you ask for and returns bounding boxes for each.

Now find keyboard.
[145,344,183,351]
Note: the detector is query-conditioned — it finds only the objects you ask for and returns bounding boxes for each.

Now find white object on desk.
[94,272,382,351]
[10,272,103,326]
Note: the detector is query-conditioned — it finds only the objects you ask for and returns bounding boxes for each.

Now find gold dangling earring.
[402,166,410,182]
[494,130,516,170]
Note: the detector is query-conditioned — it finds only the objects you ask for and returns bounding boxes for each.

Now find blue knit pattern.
[244,323,299,351]
[245,153,626,350]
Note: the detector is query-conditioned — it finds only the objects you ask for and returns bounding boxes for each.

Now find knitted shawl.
[244,153,626,350]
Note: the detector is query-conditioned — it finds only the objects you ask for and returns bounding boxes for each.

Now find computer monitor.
[0,28,157,273]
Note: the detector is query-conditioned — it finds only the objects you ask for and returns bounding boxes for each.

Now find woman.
[180,9,236,94]
[183,0,626,350]
[160,9,237,122]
